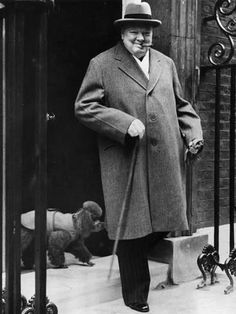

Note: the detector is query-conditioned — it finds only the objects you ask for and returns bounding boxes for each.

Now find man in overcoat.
[74,2,203,312]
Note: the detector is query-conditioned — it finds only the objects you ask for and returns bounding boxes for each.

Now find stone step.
[20,254,169,313]
[149,233,209,283]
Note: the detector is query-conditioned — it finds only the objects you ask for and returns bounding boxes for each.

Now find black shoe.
[127,302,149,312]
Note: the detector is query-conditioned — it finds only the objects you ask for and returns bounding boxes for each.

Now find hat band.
[124,13,152,20]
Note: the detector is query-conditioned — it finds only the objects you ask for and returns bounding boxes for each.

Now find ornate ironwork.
[197,0,236,296]
[196,244,221,288]
[21,295,58,314]
[197,245,236,294]
[2,288,28,313]
[2,290,58,314]
[224,248,236,294]
[203,0,236,65]
[2,289,58,313]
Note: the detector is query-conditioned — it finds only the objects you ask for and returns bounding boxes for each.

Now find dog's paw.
[52,264,68,269]
[78,260,95,267]
[79,254,92,264]
[77,248,93,265]
[47,257,68,269]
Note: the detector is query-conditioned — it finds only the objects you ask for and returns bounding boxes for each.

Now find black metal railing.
[0,1,57,313]
[197,0,236,294]
[0,5,3,314]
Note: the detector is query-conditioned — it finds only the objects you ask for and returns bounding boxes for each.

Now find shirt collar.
[133,50,150,79]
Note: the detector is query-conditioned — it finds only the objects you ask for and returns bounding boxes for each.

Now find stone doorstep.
[149,233,209,284]
[6,233,208,309]
[12,231,210,309]
[19,255,169,310]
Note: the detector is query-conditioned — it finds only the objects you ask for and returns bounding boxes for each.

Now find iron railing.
[0,1,57,313]
[197,0,236,294]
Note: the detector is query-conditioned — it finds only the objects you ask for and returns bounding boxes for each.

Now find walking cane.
[185,140,204,236]
[107,138,139,280]
[186,152,194,235]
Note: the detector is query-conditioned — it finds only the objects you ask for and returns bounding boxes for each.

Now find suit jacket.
[74,42,203,240]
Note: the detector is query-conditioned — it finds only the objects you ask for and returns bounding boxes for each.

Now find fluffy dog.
[21,201,104,269]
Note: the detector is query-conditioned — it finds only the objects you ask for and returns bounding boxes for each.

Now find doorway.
[46,1,121,255]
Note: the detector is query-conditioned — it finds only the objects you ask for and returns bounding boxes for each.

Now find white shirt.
[133,50,150,79]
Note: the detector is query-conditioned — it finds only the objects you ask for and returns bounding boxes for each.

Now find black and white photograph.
[0,0,236,313]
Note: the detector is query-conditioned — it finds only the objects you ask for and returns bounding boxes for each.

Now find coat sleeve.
[171,60,203,146]
[74,58,136,145]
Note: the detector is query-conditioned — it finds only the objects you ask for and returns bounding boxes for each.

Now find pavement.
[83,273,236,314]
[20,259,236,314]
[4,223,236,313]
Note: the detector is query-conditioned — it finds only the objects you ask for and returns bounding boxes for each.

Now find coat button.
[149,113,157,121]
[150,138,157,146]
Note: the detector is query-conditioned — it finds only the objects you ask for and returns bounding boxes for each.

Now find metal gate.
[197,0,236,295]
[0,1,56,313]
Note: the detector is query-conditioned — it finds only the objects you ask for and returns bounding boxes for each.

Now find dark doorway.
[46,1,121,255]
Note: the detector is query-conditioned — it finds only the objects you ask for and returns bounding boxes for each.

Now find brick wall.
[196,0,236,227]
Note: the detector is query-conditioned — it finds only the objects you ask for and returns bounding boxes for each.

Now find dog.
[21,201,104,269]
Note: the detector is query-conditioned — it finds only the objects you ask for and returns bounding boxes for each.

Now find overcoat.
[74,42,203,240]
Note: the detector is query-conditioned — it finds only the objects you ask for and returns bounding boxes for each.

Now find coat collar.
[114,41,163,93]
[147,48,163,94]
[114,42,148,90]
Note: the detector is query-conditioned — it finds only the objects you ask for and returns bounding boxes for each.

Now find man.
[74,2,203,312]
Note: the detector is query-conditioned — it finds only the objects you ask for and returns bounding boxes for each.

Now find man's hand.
[186,139,204,164]
[127,119,145,139]
[188,139,204,155]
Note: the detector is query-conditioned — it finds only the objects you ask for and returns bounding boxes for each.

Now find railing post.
[34,4,48,313]
[0,4,4,314]
[0,0,56,312]
[214,67,221,253]
[229,66,235,252]
[4,3,24,313]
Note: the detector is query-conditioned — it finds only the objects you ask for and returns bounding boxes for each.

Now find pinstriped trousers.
[116,232,168,305]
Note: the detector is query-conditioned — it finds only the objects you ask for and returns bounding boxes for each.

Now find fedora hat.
[114,2,162,28]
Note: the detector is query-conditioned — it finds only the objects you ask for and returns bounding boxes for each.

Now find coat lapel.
[147,49,163,94]
[114,42,148,90]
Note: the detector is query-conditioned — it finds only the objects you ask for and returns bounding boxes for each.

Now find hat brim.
[114,18,162,28]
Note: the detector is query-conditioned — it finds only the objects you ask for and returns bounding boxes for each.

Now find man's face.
[121,24,153,59]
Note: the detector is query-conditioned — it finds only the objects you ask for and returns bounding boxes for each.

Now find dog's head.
[72,201,104,238]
